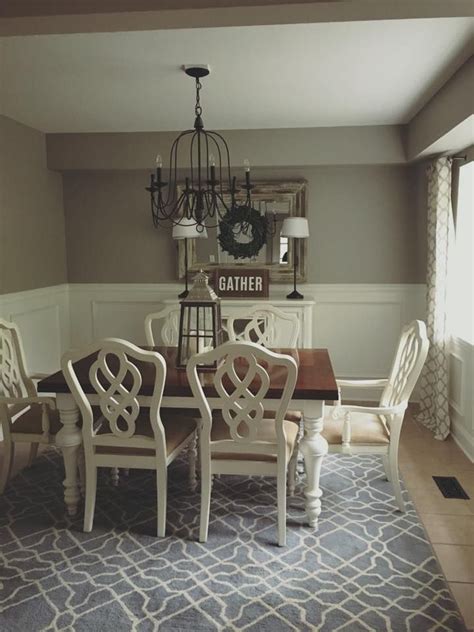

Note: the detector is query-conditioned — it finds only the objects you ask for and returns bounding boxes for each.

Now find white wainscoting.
[311,284,426,400]
[449,336,474,462]
[0,284,69,374]
[68,283,426,400]
[3,282,472,459]
[0,281,424,384]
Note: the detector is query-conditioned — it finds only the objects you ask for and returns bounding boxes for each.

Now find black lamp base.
[286,289,304,300]
[178,289,189,299]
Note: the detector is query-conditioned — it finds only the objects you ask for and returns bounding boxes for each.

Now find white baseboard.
[451,420,474,463]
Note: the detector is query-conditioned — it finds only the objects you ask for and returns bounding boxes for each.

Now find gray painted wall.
[63,165,425,284]
[0,115,67,294]
[63,171,176,284]
[47,125,406,170]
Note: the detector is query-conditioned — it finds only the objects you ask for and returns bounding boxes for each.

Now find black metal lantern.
[177,270,224,369]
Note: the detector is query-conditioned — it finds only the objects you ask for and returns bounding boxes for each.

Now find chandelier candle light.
[146,65,255,231]
[281,217,310,300]
[172,218,208,298]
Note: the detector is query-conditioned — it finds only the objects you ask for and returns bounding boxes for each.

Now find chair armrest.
[333,401,407,417]
[0,395,56,409]
[336,378,389,389]
[30,372,50,380]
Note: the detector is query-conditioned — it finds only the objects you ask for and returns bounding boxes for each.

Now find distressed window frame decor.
[177,180,308,284]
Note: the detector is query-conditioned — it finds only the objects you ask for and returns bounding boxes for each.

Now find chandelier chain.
[195,78,203,117]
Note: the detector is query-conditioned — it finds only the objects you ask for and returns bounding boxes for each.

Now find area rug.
[0,449,466,632]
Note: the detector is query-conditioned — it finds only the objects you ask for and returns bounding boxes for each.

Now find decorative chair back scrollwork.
[145,306,181,346]
[380,321,429,410]
[326,320,429,512]
[62,337,197,536]
[63,338,167,455]
[0,318,57,493]
[187,341,298,546]
[0,320,35,401]
[226,305,300,348]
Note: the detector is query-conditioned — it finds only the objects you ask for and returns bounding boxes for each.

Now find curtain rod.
[451,154,467,161]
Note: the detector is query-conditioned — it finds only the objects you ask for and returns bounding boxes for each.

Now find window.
[449,161,474,344]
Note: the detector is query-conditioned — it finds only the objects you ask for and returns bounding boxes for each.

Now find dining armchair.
[187,341,298,546]
[324,320,429,511]
[144,305,181,346]
[0,318,59,493]
[61,338,197,535]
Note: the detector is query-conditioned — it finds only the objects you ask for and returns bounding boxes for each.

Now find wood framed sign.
[214,268,269,298]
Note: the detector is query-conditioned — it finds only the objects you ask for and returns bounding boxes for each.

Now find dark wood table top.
[38,347,338,401]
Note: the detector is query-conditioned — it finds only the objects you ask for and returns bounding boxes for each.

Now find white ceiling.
[1,17,472,133]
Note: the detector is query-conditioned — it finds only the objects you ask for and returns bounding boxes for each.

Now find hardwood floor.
[1,407,473,629]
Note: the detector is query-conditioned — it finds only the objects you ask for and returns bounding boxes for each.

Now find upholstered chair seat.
[210,414,299,462]
[94,413,197,457]
[9,404,62,436]
[322,409,390,446]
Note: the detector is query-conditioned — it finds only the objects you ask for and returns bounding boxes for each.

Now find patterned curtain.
[417,157,453,440]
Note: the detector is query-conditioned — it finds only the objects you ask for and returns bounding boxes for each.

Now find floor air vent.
[433,476,470,499]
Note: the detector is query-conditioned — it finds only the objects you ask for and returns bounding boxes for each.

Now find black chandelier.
[146,65,255,231]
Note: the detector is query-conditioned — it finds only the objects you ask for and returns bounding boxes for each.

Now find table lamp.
[172,218,208,298]
[281,217,309,299]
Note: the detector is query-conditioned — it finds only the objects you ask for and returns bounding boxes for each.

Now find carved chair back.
[62,338,168,459]
[380,320,429,410]
[0,319,36,401]
[187,341,297,460]
[226,305,300,348]
[145,306,181,347]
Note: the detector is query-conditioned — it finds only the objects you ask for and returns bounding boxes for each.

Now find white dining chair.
[0,318,59,493]
[62,338,197,535]
[324,320,429,511]
[227,304,302,494]
[144,305,181,346]
[187,341,298,546]
[226,304,300,348]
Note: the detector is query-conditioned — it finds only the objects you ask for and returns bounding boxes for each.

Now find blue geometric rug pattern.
[0,449,466,631]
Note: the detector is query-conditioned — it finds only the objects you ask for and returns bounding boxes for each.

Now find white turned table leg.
[299,402,328,528]
[55,393,82,516]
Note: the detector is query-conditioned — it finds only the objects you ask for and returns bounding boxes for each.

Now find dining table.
[37,346,338,529]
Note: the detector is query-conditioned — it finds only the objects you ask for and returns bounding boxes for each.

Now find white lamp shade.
[172,217,208,240]
[281,217,309,238]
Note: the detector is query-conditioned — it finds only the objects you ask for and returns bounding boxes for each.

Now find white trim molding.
[449,336,474,462]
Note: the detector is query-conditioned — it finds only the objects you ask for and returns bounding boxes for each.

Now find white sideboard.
[164,295,315,348]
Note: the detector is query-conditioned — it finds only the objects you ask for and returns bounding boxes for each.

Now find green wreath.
[218,206,268,260]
